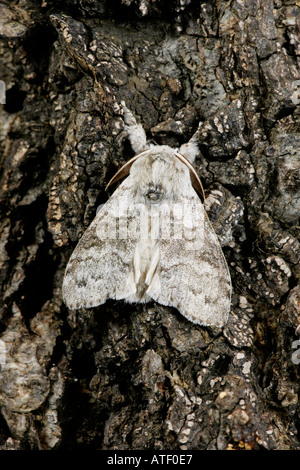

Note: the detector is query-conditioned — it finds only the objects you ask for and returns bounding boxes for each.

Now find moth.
[62,103,232,327]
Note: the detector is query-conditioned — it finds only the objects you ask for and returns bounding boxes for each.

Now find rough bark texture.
[0,0,299,450]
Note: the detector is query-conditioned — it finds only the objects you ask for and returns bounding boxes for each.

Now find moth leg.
[121,101,148,154]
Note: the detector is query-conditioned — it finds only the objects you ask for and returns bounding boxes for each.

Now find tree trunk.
[0,0,299,450]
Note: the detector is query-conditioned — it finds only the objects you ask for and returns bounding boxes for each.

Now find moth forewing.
[62,183,137,309]
[145,180,231,327]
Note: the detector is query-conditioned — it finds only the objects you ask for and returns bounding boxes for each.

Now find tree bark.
[0,0,299,450]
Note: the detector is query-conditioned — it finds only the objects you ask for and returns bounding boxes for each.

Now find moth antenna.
[179,123,201,164]
[174,152,205,201]
[121,101,149,154]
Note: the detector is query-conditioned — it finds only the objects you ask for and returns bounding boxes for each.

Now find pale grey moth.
[62,102,232,327]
